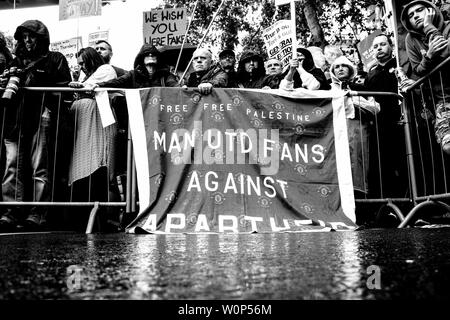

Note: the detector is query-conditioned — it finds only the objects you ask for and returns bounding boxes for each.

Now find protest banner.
[88,30,109,47]
[357,29,382,70]
[262,20,294,68]
[143,8,187,46]
[124,87,356,234]
[50,37,82,70]
[59,0,102,21]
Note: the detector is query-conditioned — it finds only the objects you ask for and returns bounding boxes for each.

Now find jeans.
[2,108,51,224]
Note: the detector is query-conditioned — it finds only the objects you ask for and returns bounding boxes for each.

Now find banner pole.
[174,0,200,74]
[384,0,401,72]
[178,0,227,85]
[290,0,297,59]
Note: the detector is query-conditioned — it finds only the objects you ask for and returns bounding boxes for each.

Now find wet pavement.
[0,228,450,300]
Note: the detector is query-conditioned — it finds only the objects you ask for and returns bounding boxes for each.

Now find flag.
[125,87,356,233]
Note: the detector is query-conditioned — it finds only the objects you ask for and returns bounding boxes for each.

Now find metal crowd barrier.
[396,56,450,228]
[0,87,137,233]
[1,79,449,232]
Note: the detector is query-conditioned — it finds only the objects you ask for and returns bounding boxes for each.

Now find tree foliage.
[162,0,386,57]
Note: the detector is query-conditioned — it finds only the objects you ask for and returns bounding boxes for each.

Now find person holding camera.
[0,20,71,232]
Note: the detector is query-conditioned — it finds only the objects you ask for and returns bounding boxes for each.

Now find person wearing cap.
[236,50,266,88]
[401,0,450,154]
[218,48,237,88]
[94,40,126,77]
[280,47,330,91]
[0,20,71,232]
[185,48,228,94]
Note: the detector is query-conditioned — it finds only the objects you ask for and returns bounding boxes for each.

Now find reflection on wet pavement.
[1,228,450,299]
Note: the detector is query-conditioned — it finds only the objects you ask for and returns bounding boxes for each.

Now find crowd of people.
[0,0,449,232]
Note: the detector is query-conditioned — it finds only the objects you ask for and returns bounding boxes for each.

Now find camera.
[1,67,23,103]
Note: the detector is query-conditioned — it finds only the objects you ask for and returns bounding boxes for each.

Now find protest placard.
[143,8,187,46]
[59,0,102,21]
[51,37,82,70]
[357,29,382,70]
[88,30,109,47]
[262,20,294,68]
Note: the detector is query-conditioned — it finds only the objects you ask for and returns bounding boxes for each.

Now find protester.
[401,0,450,154]
[323,45,344,81]
[330,55,380,196]
[0,20,71,232]
[94,39,127,77]
[236,50,266,88]
[218,48,237,88]
[261,58,284,89]
[364,33,415,198]
[185,48,228,94]
[66,47,118,230]
[90,44,178,89]
[0,32,12,74]
[279,47,330,91]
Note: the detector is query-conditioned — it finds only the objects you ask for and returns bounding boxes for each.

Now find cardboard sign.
[88,30,109,47]
[357,29,383,70]
[143,8,187,46]
[59,0,102,21]
[50,37,83,70]
[262,20,294,68]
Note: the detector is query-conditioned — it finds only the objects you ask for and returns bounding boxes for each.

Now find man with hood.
[0,20,71,232]
[401,0,450,154]
[330,55,380,197]
[280,47,330,91]
[185,48,228,94]
[91,44,178,89]
[236,50,266,89]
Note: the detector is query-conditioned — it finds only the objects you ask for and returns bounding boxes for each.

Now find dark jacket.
[236,51,266,88]
[186,63,228,88]
[293,48,330,90]
[364,57,401,122]
[98,44,178,88]
[4,20,71,135]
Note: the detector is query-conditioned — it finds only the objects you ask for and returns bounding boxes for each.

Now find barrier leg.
[86,202,100,234]
[398,200,450,228]
[375,201,405,228]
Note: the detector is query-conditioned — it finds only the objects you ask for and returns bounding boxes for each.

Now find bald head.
[192,48,212,72]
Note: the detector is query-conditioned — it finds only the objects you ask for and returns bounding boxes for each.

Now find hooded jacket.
[279,48,330,90]
[236,50,266,88]
[401,0,450,78]
[98,44,178,88]
[330,56,379,118]
[3,20,71,136]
